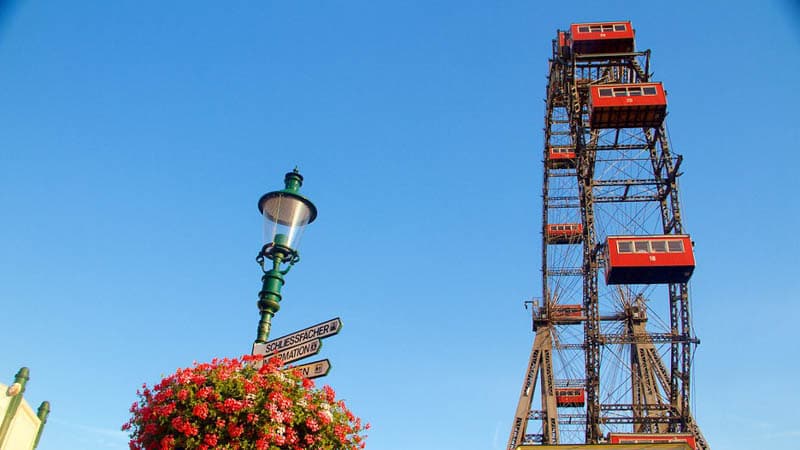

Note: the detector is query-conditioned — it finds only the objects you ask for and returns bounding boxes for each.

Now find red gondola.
[546,146,577,169]
[555,388,585,407]
[589,83,667,129]
[608,433,696,449]
[551,304,583,324]
[546,223,582,244]
[605,235,695,285]
[570,21,634,54]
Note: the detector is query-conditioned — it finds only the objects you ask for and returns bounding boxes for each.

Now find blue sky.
[1,1,799,449]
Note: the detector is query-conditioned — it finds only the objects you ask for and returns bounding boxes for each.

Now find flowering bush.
[123,355,367,450]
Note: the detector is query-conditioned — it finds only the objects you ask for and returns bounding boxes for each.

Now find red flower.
[196,386,215,400]
[306,417,320,432]
[226,422,244,438]
[159,435,175,450]
[203,433,218,446]
[222,398,245,413]
[323,385,336,402]
[170,416,198,437]
[154,402,175,418]
[192,402,209,419]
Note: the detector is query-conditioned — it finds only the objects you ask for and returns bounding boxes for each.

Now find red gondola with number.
[546,223,583,244]
[547,146,577,169]
[570,21,634,54]
[589,83,667,129]
[555,388,585,407]
[605,235,695,285]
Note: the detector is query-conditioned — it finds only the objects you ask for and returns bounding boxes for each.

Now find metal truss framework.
[508,30,708,449]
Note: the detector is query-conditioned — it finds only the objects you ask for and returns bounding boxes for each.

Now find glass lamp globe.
[257,170,317,254]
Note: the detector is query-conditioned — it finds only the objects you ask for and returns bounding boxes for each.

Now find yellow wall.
[0,382,41,450]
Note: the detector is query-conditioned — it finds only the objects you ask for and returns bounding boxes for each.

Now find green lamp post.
[254,168,318,345]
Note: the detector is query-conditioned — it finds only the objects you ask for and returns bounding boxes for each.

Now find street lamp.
[254,168,318,345]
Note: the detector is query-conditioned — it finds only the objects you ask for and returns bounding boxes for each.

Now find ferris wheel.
[508,21,709,449]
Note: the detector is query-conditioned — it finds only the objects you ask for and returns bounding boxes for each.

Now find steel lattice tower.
[508,22,709,449]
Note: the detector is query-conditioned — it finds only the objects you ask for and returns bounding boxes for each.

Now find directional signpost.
[253,317,341,356]
[252,317,342,379]
[289,359,331,380]
[274,339,322,365]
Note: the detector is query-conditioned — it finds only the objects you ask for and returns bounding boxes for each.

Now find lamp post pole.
[254,169,317,345]
[255,251,286,344]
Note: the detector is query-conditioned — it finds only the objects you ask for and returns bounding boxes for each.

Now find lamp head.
[258,168,317,260]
